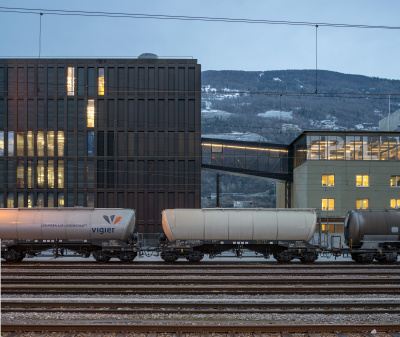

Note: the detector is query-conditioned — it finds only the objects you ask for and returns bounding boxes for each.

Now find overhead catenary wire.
[1,6,400,30]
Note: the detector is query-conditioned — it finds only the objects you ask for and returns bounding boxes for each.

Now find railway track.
[2,323,400,335]
[2,260,400,335]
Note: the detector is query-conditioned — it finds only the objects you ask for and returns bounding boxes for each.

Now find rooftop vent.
[138,53,159,59]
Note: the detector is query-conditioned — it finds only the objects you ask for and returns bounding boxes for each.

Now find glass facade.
[294,133,400,168]
[0,58,201,233]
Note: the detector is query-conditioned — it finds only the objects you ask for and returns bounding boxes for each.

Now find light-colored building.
[277,131,400,233]
[379,108,400,131]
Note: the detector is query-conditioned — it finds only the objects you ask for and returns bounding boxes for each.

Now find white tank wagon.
[160,208,319,263]
[1,208,138,263]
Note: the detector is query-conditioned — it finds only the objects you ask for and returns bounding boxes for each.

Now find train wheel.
[275,251,291,263]
[377,253,398,264]
[358,253,374,264]
[300,252,318,264]
[161,252,178,263]
[3,250,20,263]
[93,252,111,263]
[119,252,137,263]
[186,253,204,263]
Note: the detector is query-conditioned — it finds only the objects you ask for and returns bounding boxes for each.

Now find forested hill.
[201,70,400,144]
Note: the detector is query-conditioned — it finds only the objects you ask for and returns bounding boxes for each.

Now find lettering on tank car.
[92,227,115,234]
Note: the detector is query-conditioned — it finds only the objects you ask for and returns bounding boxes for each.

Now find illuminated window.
[27,193,33,208]
[356,175,369,187]
[37,160,44,188]
[58,160,64,188]
[212,144,223,153]
[48,160,54,188]
[98,68,105,95]
[356,199,369,209]
[322,198,335,211]
[27,160,33,188]
[67,67,75,96]
[322,174,334,187]
[17,132,24,156]
[7,192,14,208]
[18,193,24,207]
[47,131,54,156]
[37,131,45,156]
[27,131,34,156]
[58,192,64,207]
[87,99,95,127]
[390,176,400,187]
[390,199,400,209]
[57,131,64,156]
[8,132,14,156]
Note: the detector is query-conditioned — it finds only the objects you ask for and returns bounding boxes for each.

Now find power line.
[1,6,400,30]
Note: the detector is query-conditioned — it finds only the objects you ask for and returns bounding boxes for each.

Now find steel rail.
[3,284,400,295]
[3,277,400,285]
[3,270,400,276]
[2,323,400,333]
[2,262,400,269]
[3,307,400,315]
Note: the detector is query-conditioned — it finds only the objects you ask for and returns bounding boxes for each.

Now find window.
[390,199,400,209]
[17,161,24,188]
[390,176,400,187]
[356,175,369,187]
[58,160,64,188]
[47,131,55,156]
[98,68,105,95]
[322,174,334,187]
[322,198,335,211]
[27,131,34,156]
[48,160,54,188]
[17,132,24,156]
[87,99,95,127]
[67,67,75,96]
[57,131,64,156]
[27,160,33,188]
[37,160,44,188]
[8,131,14,156]
[0,131,4,156]
[37,131,45,156]
[356,199,369,209]
[58,192,64,207]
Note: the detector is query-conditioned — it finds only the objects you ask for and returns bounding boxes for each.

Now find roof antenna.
[39,13,43,59]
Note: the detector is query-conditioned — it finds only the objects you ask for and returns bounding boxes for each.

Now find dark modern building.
[0,56,202,233]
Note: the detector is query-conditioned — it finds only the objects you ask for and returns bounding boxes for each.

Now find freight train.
[0,207,399,264]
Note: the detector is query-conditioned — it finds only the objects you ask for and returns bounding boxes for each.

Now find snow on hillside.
[202,109,232,120]
[257,110,293,120]
[202,132,269,142]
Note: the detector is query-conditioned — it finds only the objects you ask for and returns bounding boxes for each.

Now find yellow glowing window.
[322,198,334,211]
[57,131,64,156]
[67,67,75,96]
[98,68,105,95]
[356,199,369,209]
[58,160,64,188]
[356,175,369,187]
[17,132,24,156]
[37,160,44,188]
[87,99,95,127]
[390,176,400,187]
[322,174,334,187]
[48,160,54,188]
[390,199,400,209]
[47,131,54,156]
[37,131,45,156]
[27,131,34,156]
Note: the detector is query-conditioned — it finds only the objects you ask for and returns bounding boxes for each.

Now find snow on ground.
[258,110,293,120]
[202,132,268,142]
[201,109,233,119]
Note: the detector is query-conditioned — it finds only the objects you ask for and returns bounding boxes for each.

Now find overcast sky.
[1,0,399,80]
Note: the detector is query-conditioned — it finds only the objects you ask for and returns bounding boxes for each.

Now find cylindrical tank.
[344,209,400,247]
[161,208,317,242]
[0,208,136,241]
